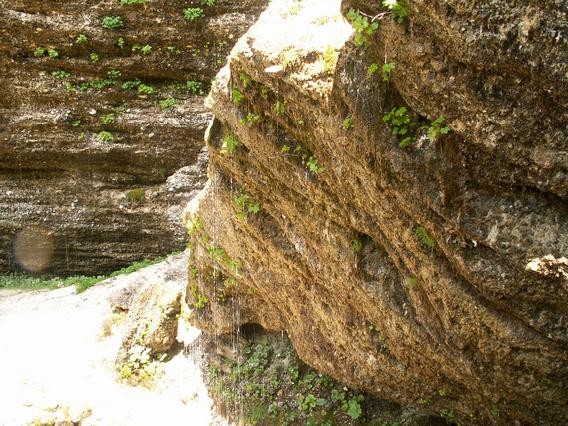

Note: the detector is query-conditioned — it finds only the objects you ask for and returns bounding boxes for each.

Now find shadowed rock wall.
[0,0,267,275]
[184,0,567,424]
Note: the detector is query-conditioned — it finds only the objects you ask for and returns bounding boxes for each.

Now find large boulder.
[184,0,567,424]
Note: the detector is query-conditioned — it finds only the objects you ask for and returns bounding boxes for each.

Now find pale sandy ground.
[0,261,226,426]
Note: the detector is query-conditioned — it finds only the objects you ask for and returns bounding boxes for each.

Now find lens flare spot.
[14,226,55,273]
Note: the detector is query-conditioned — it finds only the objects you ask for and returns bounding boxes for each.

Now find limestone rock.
[0,0,268,275]
[116,280,181,366]
[185,0,568,424]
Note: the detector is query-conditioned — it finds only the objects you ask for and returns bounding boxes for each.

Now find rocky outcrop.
[184,0,567,424]
[0,0,267,275]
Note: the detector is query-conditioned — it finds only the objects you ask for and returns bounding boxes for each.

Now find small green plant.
[351,238,363,253]
[202,0,216,6]
[427,115,450,141]
[342,114,353,130]
[306,156,325,174]
[274,100,286,116]
[382,106,414,148]
[382,0,409,23]
[98,131,114,142]
[232,88,244,105]
[102,16,124,29]
[33,47,45,57]
[185,80,203,94]
[51,70,70,79]
[234,193,260,219]
[166,45,181,54]
[100,113,117,125]
[345,397,363,419]
[122,79,141,90]
[220,134,242,156]
[78,132,86,141]
[183,7,205,21]
[126,188,145,203]
[132,44,152,55]
[322,45,338,74]
[367,63,379,75]
[405,276,417,289]
[117,345,163,388]
[137,83,155,95]
[75,34,88,44]
[121,0,146,4]
[71,120,82,127]
[239,73,252,88]
[107,69,121,80]
[240,113,260,127]
[89,52,99,62]
[382,62,396,82]
[415,226,436,250]
[194,292,209,309]
[346,8,379,47]
[158,97,178,110]
[117,37,126,49]
[48,49,59,58]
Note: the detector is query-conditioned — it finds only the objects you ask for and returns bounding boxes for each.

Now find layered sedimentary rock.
[185,0,567,424]
[0,0,267,275]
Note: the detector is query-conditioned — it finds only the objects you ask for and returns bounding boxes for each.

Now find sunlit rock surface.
[185,0,568,424]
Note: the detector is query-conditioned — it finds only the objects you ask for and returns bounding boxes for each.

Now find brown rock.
[184,0,568,424]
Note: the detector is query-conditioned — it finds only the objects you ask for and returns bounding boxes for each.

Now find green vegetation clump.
[239,113,260,127]
[382,62,396,82]
[183,7,205,21]
[346,9,378,47]
[132,44,152,55]
[322,45,338,74]
[98,131,114,142]
[220,134,242,156]
[75,34,88,44]
[415,226,436,250]
[117,346,165,388]
[117,37,126,49]
[0,255,173,293]
[137,83,155,95]
[51,70,70,79]
[100,112,117,125]
[158,97,178,110]
[89,52,100,62]
[121,0,146,4]
[427,115,450,141]
[232,88,244,105]
[234,193,260,220]
[367,63,379,75]
[101,16,124,29]
[382,106,415,148]
[204,333,398,425]
[126,188,145,203]
[306,156,325,174]
[33,47,46,57]
[48,49,59,58]
[382,0,410,23]
[342,114,353,130]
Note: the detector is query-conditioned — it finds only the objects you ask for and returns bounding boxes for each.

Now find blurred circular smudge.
[13,226,55,273]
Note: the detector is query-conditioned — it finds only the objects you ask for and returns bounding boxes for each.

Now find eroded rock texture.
[0,0,267,275]
[185,0,567,424]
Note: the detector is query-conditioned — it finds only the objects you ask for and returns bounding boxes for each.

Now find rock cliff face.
[185,0,567,424]
[0,0,267,275]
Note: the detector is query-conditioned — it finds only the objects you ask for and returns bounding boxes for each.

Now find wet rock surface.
[0,0,268,275]
[185,0,568,424]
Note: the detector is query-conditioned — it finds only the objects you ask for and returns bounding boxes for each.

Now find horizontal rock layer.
[185,0,567,424]
[0,0,267,275]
